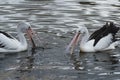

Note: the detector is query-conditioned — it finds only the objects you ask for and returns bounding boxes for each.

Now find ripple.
[35,65,74,70]
[5,66,19,71]
[79,1,98,5]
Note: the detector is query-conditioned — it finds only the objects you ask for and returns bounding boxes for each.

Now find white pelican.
[0,22,38,53]
[67,22,120,53]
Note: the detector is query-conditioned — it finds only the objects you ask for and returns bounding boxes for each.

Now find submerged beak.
[66,31,81,54]
[26,28,40,48]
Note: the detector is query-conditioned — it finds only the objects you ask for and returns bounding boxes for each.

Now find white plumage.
[67,22,120,53]
[0,22,36,53]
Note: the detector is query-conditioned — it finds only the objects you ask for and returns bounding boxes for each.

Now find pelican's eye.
[78,30,81,33]
[27,26,31,30]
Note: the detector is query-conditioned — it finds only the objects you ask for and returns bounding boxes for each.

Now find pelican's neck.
[80,28,90,46]
[17,30,27,47]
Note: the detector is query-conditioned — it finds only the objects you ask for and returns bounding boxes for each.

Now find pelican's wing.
[89,22,119,46]
[88,24,107,40]
[94,34,113,51]
[0,31,18,49]
[93,28,111,46]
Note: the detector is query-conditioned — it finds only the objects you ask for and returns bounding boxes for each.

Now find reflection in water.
[70,53,83,70]
[15,48,36,80]
[70,51,120,72]
[17,48,37,72]
[69,51,120,80]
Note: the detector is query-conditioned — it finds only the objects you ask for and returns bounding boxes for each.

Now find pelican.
[67,22,120,53]
[0,22,38,53]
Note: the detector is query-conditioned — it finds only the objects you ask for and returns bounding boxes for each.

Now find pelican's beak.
[26,27,41,48]
[66,31,80,54]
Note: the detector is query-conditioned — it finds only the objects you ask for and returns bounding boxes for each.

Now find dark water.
[0,0,120,80]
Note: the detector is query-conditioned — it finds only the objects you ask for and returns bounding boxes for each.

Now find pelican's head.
[66,27,88,54]
[17,22,39,48]
[17,22,32,33]
[77,27,88,34]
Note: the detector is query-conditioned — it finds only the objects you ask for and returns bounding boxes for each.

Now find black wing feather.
[0,31,14,39]
[89,22,110,40]
[89,22,119,46]
[0,43,5,48]
[0,31,14,48]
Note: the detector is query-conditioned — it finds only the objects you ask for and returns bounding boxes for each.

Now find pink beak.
[26,28,41,48]
[66,32,81,54]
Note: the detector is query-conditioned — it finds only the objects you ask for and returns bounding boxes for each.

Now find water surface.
[0,0,120,80]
